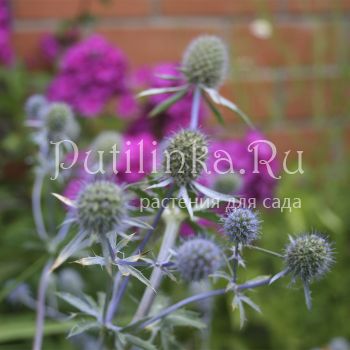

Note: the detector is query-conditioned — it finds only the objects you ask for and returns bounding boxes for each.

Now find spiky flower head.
[42,102,80,142]
[222,208,260,245]
[163,129,208,185]
[90,131,122,165]
[284,233,333,283]
[76,180,127,235]
[175,237,222,282]
[214,173,242,195]
[25,94,48,120]
[182,35,229,88]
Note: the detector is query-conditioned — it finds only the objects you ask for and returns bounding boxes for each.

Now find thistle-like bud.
[182,35,229,88]
[42,102,80,142]
[175,237,222,282]
[90,131,122,165]
[284,233,333,283]
[222,208,260,245]
[163,129,208,185]
[25,94,48,120]
[213,173,242,195]
[76,180,127,235]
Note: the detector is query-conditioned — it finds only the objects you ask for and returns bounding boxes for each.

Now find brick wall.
[10,0,350,162]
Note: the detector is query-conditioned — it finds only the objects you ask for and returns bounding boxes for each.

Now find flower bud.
[76,180,127,235]
[222,208,260,245]
[175,237,222,282]
[90,131,122,166]
[42,102,80,142]
[163,129,208,185]
[284,233,333,283]
[213,173,242,195]
[25,94,48,120]
[182,35,228,88]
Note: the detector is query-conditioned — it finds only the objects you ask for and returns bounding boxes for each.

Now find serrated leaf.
[51,231,89,271]
[203,92,225,125]
[165,310,206,329]
[232,295,246,329]
[74,256,105,266]
[68,321,99,338]
[138,86,186,98]
[149,88,188,117]
[192,181,237,203]
[269,269,288,285]
[239,295,261,313]
[124,334,157,350]
[178,186,193,220]
[205,88,254,128]
[57,292,99,318]
[52,193,76,208]
[124,218,153,230]
[127,265,155,291]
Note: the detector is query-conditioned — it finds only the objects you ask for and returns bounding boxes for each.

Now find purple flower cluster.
[207,130,279,203]
[0,0,14,66]
[47,35,128,117]
[118,63,207,138]
[40,29,80,65]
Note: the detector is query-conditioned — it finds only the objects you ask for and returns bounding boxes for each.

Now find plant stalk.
[133,211,181,321]
[32,258,53,350]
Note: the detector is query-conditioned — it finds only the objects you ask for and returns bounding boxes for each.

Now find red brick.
[218,80,276,123]
[13,0,152,19]
[161,0,280,16]
[12,30,44,67]
[283,77,350,120]
[286,0,350,13]
[265,128,332,161]
[96,27,224,66]
[230,23,337,67]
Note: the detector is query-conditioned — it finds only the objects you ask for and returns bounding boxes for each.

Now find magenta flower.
[116,132,157,183]
[207,130,279,203]
[0,0,14,66]
[40,34,61,63]
[47,35,128,117]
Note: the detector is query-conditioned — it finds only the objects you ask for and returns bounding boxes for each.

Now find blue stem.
[133,275,274,330]
[105,185,175,323]
[190,86,201,130]
[32,259,53,350]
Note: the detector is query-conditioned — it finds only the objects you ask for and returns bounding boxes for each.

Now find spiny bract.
[163,129,208,185]
[175,237,222,282]
[182,35,228,88]
[284,233,333,283]
[222,208,260,245]
[76,180,127,235]
[42,102,80,142]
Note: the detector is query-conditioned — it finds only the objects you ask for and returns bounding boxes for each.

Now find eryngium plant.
[25,34,335,350]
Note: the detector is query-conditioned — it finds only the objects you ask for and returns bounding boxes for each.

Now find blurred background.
[0,1,349,349]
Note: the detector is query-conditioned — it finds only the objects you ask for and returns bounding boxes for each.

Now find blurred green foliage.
[0,59,349,350]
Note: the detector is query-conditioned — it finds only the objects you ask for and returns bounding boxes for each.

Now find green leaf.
[68,321,99,338]
[203,92,225,125]
[149,88,188,117]
[56,292,99,318]
[232,295,246,329]
[124,334,157,350]
[51,231,89,271]
[165,310,206,329]
[0,315,75,342]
